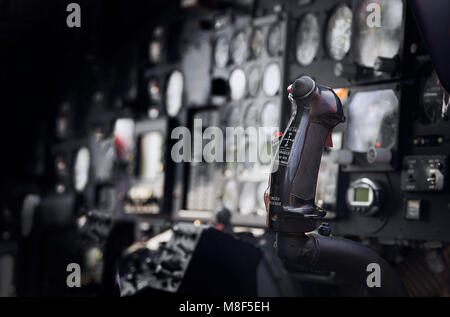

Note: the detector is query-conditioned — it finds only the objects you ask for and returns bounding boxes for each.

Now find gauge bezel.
[346,178,382,216]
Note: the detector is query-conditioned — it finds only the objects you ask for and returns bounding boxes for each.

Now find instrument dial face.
[250,29,264,59]
[73,147,90,192]
[229,68,247,101]
[267,24,282,56]
[230,31,248,65]
[243,103,259,127]
[421,71,449,124]
[262,62,281,97]
[248,66,261,97]
[214,35,230,68]
[260,101,280,132]
[326,5,353,61]
[239,182,256,215]
[222,180,239,212]
[346,89,399,152]
[355,0,403,68]
[165,70,184,117]
[296,13,320,66]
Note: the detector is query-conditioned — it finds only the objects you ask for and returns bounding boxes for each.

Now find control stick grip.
[287,76,344,202]
[291,122,331,201]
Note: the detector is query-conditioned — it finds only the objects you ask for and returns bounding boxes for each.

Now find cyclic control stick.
[265,76,406,296]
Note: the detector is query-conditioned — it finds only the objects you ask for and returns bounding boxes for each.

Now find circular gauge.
[248,66,261,97]
[222,180,239,212]
[260,101,280,132]
[214,35,230,68]
[421,71,449,124]
[267,24,282,56]
[243,103,259,127]
[148,27,164,64]
[239,182,256,215]
[326,5,353,61]
[230,31,248,65]
[147,78,162,103]
[73,147,90,192]
[262,62,281,97]
[250,29,264,59]
[296,13,320,66]
[165,70,184,117]
[256,182,268,215]
[229,68,247,100]
[355,0,403,68]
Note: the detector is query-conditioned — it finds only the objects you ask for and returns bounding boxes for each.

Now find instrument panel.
[1,0,450,297]
[27,0,450,246]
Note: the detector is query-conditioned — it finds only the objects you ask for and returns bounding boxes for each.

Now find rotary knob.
[367,147,392,164]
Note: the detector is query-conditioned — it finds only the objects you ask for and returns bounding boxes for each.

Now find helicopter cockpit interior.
[0,0,449,298]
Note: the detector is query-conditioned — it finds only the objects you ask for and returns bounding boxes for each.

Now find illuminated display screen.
[354,188,370,202]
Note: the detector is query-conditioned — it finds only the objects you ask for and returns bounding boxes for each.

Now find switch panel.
[118,223,205,295]
[401,155,447,192]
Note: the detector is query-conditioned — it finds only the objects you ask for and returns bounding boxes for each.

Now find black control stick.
[265,76,406,296]
[267,76,345,234]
